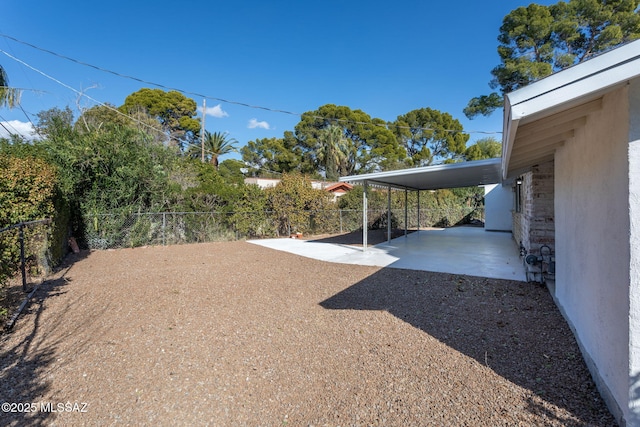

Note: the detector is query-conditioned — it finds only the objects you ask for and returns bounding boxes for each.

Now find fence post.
[339,209,343,234]
[19,224,27,292]
[162,212,166,246]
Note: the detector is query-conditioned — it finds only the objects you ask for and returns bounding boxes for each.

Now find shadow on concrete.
[308,229,415,247]
[320,268,614,425]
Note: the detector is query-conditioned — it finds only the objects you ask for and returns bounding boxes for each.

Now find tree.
[120,88,200,149]
[317,124,348,181]
[218,159,247,184]
[0,65,20,109]
[34,106,74,140]
[0,155,56,225]
[34,106,179,220]
[266,173,333,235]
[188,130,237,169]
[230,183,271,237]
[465,0,640,119]
[241,132,303,176]
[391,108,469,165]
[294,104,404,175]
[75,103,134,133]
[551,0,640,65]
[464,137,502,161]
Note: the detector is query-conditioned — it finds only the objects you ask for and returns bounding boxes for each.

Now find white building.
[502,39,640,426]
[340,39,640,425]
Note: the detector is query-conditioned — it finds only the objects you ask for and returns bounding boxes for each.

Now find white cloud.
[199,103,229,118]
[0,120,37,140]
[248,118,270,130]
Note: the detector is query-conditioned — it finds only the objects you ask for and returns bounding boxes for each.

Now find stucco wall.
[554,85,631,423]
[628,78,640,425]
[484,184,513,231]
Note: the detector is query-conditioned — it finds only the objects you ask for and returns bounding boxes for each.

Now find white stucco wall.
[554,85,631,423]
[628,78,640,425]
[484,184,513,231]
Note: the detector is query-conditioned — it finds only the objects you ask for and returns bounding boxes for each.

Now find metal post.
[417,190,421,231]
[363,181,368,251]
[19,224,27,292]
[405,188,408,237]
[339,209,343,234]
[387,185,391,244]
[162,213,166,246]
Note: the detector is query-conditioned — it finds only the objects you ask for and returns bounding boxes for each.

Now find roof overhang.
[339,158,502,191]
[502,39,640,179]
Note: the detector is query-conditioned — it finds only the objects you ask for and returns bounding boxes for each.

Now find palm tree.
[189,130,238,169]
[318,124,348,181]
[0,65,20,108]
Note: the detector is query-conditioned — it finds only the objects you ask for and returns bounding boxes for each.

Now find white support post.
[405,188,408,237]
[417,190,421,231]
[387,185,392,244]
[363,181,368,251]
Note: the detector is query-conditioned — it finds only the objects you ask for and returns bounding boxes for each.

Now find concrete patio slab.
[249,226,526,281]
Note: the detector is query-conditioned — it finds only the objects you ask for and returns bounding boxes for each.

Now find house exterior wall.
[484,184,513,231]
[512,161,555,255]
[628,78,640,425]
[554,85,631,423]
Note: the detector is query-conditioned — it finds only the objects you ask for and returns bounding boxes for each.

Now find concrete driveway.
[249,226,526,281]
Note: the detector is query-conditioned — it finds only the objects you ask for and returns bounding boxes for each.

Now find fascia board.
[501,96,518,180]
[511,60,639,121]
[340,158,501,190]
[508,41,640,121]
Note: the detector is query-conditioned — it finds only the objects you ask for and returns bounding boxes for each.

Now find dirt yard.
[1,240,614,426]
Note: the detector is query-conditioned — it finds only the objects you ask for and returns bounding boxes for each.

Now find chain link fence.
[1,219,53,323]
[83,206,485,250]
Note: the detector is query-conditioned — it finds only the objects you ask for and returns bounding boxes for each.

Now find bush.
[0,155,59,285]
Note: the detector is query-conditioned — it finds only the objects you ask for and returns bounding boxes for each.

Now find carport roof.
[339,158,502,191]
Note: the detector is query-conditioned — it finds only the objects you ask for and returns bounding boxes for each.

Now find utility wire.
[0,111,27,137]
[17,102,43,139]
[0,50,217,156]
[0,33,300,116]
[0,33,502,136]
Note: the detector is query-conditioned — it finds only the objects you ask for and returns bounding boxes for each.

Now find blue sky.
[0,1,557,161]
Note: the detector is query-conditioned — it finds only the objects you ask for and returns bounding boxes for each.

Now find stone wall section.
[512,160,555,256]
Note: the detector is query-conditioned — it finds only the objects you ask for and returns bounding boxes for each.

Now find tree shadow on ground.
[308,229,415,247]
[0,251,91,427]
[320,268,615,425]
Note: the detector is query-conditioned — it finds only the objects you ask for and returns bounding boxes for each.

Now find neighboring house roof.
[339,158,502,191]
[324,182,353,193]
[243,177,352,194]
[502,39,640,179]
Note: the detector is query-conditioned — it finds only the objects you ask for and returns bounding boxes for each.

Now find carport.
[339,158,503,250]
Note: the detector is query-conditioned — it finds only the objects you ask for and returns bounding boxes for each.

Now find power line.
[17,102,42,139]
[0,33,301,116]
[0,111,28,138]
[0,33,502,136]
[0,49,217,156]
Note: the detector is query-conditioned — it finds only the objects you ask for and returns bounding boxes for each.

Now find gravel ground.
[0,240,615,426]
